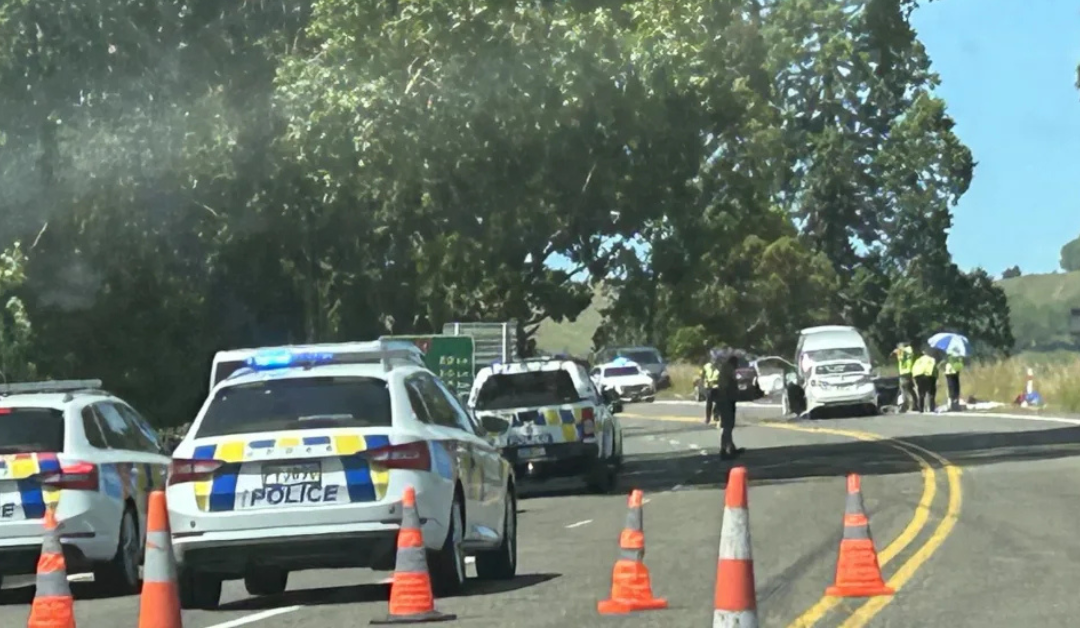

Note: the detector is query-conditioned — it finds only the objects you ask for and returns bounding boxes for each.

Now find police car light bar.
[0,380,105,396]
[243,340,425,374]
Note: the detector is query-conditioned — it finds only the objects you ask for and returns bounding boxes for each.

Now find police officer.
[944,353,964,411]
[911,350,939,413]
[717,354,742,459]
[893,343,916,412]
[701,350,722,425]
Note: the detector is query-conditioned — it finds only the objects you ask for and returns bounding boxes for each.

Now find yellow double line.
[768,423,963,628]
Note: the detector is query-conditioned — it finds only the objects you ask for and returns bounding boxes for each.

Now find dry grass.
[661,362,700,398]
[964,353,1080,413]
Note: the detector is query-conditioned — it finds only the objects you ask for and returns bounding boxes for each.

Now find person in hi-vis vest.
[911,351,940,413]
[944,354,964,411]
[701,351,722,425]
[892,343,916,412]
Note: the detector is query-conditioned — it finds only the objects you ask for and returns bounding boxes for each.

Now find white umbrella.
[927,333,971,357]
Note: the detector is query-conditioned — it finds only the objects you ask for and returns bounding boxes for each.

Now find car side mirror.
[480,415,511,435]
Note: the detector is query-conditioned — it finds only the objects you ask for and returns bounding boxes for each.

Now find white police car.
[589,358,656,403]
[167,340,516,609]
[0,380,170,595]
[467,358,623,493]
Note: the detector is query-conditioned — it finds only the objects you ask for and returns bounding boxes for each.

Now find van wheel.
[244,569,288,596]
[179,568,222,610]
[94,507,141,596]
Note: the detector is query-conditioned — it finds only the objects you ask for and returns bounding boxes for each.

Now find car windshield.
[0,408,65,454]
[603,366,640,377]
[621,350,661,365]
[805,347,869,364]
[474,370,581,411]
[196,376,391,438]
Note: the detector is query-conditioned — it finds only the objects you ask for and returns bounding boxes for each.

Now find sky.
[911,0,1080,276]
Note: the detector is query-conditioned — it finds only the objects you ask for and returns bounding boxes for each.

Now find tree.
[1002,266,1022,279]
[1061,234,1080,272]
[0,242,36,382]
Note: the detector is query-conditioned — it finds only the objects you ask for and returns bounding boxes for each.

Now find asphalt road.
[3,401,1080,627]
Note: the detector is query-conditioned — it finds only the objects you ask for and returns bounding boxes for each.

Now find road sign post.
[381,335,476,396]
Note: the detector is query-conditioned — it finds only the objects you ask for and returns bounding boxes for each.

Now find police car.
[0,380,170,595]
[167,340,517,609]
[589,358,656,403]
[467,358,623,493]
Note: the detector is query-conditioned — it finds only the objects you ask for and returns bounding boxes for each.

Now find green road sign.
[381,335,476,396]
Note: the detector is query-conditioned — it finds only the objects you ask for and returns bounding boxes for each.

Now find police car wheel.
[430,496,467,597]
[244,569,289,596]
[179,568,222,610]
[475,491,517,580]
[586,457,616,494]
[94,507,141,596]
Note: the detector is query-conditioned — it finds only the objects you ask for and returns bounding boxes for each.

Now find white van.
[777,326,879,417]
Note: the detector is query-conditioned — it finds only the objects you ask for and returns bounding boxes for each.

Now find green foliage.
[1000,271,1080,351]
[1002,266,1022,279]
[0,243,36,381]
[1061,233,1080,272]
[0,0,1013,424]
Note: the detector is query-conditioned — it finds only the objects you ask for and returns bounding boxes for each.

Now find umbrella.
[926,333,971,357]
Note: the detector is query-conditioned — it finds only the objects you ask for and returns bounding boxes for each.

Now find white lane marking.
[698,449,709,456]
[565,519,593,529]
[668,439,680,446]
[68,573,94,583]
[688,443,700,449]
[379,576,394,584]
[203,606,302,628]
[642,498,651,505]
[672,484,684,491]
[465,556,476,564]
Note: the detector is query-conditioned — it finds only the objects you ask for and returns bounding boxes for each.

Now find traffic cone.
[137,491,182,628]
[713,466,758,627]
[825,474,894,598]
[371,486,455,624]
[597,489,668,614]
[27,507,75,628]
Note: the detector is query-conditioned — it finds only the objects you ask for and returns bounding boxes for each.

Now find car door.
[430,375,504,541]
[82,403,134,542]
[409,374,486,542]
[113,403,170,539]
[577,367,614,459]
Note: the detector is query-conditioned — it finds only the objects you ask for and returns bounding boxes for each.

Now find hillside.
[999,270,1080,351]
[535,271,1080,357]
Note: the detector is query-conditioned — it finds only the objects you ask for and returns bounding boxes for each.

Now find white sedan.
[167,342,517,609]
[589,360,656,403]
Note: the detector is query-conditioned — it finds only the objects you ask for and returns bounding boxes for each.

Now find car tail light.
[39,461,99,491]
[168,459,224,486]
[367,441,431,471]
[581,407,596,436]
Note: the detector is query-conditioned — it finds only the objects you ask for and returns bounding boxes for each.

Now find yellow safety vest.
[944,356,963,375]
[912,355,937,378]
[702,363,720,387]
[896,348,914,375]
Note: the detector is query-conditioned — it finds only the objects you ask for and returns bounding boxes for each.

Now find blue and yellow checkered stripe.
[189,434,391,512]
[512,407,589,442]
[0,453,62,518]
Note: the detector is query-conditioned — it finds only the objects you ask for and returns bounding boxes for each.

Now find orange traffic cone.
[825,474,895,598]
[137,491,182,628]
[597,489,668,614]
[371,486,455,624]
[713,466,758,627]
[27,507,75,628]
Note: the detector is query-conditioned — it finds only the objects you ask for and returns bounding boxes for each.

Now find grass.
[964,351,1080,413]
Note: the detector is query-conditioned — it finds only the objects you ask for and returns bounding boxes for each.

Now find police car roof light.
[242,340,425,374]
[0,379,105,397]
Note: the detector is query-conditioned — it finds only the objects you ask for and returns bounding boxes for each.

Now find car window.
[0,407,65,453]
[96,402,141,451]
[81,406,109,449]
[621,349,661,365]
[413,375,460,429]
[196,376,392,438]
[405,378,434,424]
[429,375,479,435]
[474,369,582,411]
[603,366,639,377]
[115,404,163,454]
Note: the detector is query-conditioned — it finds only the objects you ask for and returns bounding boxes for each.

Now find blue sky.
[911,0,1080,276]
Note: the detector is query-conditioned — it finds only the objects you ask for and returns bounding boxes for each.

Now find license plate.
[518,447,546,459]
[262,462,321,487]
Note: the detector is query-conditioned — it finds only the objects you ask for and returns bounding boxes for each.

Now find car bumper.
[504,442,600,481]
[807,386,877,410]
[616,387,655,401]
[0,540,95,576]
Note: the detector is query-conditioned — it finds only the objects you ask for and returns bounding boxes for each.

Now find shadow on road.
[215,572,560,612]
[613,419,1080,494]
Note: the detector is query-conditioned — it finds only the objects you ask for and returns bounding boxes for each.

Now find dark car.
[693,354,765,402]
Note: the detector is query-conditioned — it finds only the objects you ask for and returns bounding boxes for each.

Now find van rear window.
[0,408,65,454]
[196,376,392,438]
[475,370,581,411]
